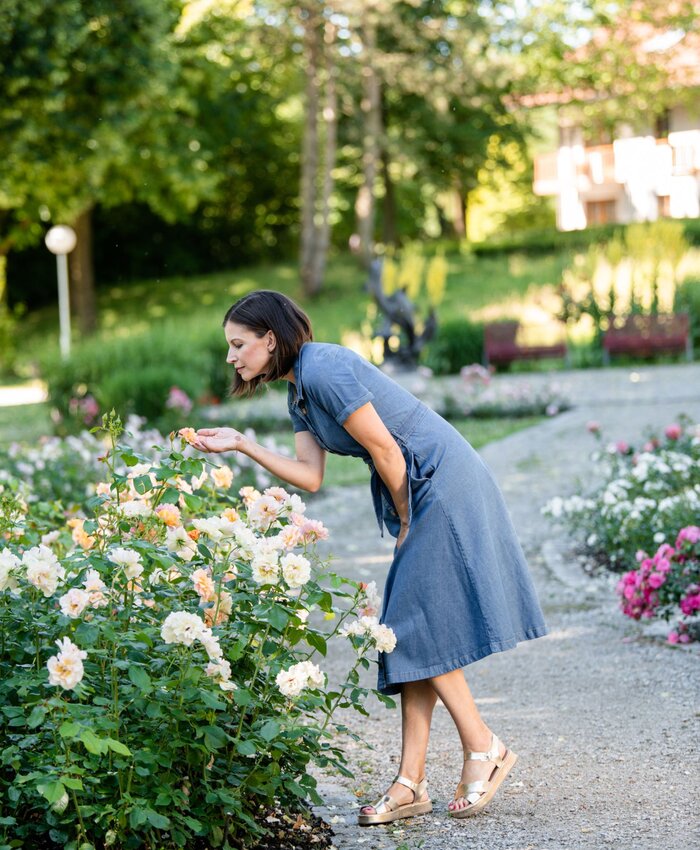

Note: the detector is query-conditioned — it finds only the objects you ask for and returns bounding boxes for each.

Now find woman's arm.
[341,402,410,546]
[190,427,326,492]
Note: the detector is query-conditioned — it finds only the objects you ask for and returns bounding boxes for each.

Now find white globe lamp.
[44,225,77,359]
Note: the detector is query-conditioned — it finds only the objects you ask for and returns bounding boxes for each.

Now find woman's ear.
[267,331,277,352]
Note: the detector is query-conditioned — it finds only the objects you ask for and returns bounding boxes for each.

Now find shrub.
[674,277,700,356]
[42,324,227,433]
[543,418,700,571]
[471,218,700,258]
[0,415,395,848]
[422,318,484,376]
[616,527,700,644]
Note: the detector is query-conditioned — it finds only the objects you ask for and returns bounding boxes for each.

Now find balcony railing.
[533,133,700,196]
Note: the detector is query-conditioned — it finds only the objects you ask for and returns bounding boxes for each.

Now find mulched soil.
[250,807,334,850]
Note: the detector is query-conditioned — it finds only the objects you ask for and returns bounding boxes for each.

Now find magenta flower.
[676,526,700,547]
[667,631,680,644]
[664,423,682,440]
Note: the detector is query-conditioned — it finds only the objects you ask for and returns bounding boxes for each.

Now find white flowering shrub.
[0,413,395,849]
[543,419,700,570]
[441,368,570,419]
[0,414,275,516]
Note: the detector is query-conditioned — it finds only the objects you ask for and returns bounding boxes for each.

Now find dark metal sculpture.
[365,258,437,367]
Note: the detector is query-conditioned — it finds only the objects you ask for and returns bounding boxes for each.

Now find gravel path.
[306,363,700,850]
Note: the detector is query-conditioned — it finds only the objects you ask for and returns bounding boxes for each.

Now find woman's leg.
[360,679,437,813]
[428,669,508,812]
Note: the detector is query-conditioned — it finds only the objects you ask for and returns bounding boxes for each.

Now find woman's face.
[224,321,276,381]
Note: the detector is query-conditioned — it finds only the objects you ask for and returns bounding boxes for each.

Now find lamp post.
[44,225,77,359]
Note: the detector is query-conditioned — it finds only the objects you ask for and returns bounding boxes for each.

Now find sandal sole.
[449,749,518,818]
[358,800,433,826]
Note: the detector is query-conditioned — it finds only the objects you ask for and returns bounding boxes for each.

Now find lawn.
[14,250,569,377]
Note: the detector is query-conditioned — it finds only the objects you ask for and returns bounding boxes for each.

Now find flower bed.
[543,418,700,643]
[616,528,700,643]
[440,365,570,419]
[544,419,700,570]
[0,414,394,848]
[0,415,277,515]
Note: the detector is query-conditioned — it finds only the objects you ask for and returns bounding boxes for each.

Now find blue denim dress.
[287,343,548,695]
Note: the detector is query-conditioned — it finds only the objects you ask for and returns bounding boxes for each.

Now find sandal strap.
[367,792,398,814]
[394,774,427,798]
[464,733,503,766]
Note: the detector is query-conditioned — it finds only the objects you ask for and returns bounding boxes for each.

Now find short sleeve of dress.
[305,348,375,426]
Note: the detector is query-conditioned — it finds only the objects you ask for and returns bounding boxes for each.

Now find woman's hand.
[396,523,409,550]
[182,427,246,454]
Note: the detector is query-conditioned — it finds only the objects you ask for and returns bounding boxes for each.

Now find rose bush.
[0,413,395,849]
[616,527,700,644]
[441,367,570,419]
[543,418,700,570]
[0,415,277,515]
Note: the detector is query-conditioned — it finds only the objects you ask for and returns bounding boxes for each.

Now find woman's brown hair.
[222,290,313,397]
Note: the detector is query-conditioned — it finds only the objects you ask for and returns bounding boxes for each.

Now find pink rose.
[647,572,665,589]
[676,526,700,547]
[664,423,682,440]
[616,440,630,454]
[667,631,680,644]
[586,421,601,434]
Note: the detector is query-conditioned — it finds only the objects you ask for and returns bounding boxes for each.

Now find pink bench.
[484,321,568,368]
[602,314,692,364]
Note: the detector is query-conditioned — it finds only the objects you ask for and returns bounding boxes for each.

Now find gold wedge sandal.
[449,732,518,818]
[357,775,432,826]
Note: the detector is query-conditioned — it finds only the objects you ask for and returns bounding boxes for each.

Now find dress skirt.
[371,406,548,696]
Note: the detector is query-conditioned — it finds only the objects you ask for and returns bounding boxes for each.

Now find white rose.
[165,526,197,561]
[281,554,311,589]
[251,550,279,585]
[247,495,282,531]
[109,547,143,579]
[161,611,205,647]
[24,546,65,597]
[46,637,87,690]
[59,588,90,619]
[371,623,397,654]
[0,548,21,593]
[119,499,152,518]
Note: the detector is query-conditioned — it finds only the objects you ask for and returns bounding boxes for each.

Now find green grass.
[0,403,53,444]
[273,415,544,488]
[14,251,569,377]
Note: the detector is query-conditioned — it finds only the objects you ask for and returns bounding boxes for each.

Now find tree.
[0,0,217,333]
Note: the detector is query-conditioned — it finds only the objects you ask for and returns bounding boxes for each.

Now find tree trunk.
[69,206,97,335]
[299,5,322,296]
[452,182,467,240]
[381,148,398,246]
[355,7,382,269]
[308,22,338,293]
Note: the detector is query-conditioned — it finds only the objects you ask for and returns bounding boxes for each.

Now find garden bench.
[602,313,693,365]
[483,321,568,368]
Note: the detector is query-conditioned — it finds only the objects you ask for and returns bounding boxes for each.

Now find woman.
[188,290,548,824]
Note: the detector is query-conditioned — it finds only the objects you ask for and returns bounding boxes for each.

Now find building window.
[657,195,671,218]
[585,199,616,225]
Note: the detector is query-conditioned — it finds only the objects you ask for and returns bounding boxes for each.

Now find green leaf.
[120,452,140,467]
[200,690,226,711]
[266,603,289,631]
[158,487,181,504]
[133,475,153,495]
[182,816,204,833]
[184,493,203,511]
[80,729,108,756]
[233,688,252,707]
[146,810,170,829]
[258,720,280,742]
[26,706,46,729]
[106,738,132,757]
[59,777,84,790]
[129,807,148,828]
[306,631,327,656]
[128,667,152,692]
[58,721,81,739]
[201,726,227,750]
[37,781,66,804]
[236,740,256,756]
